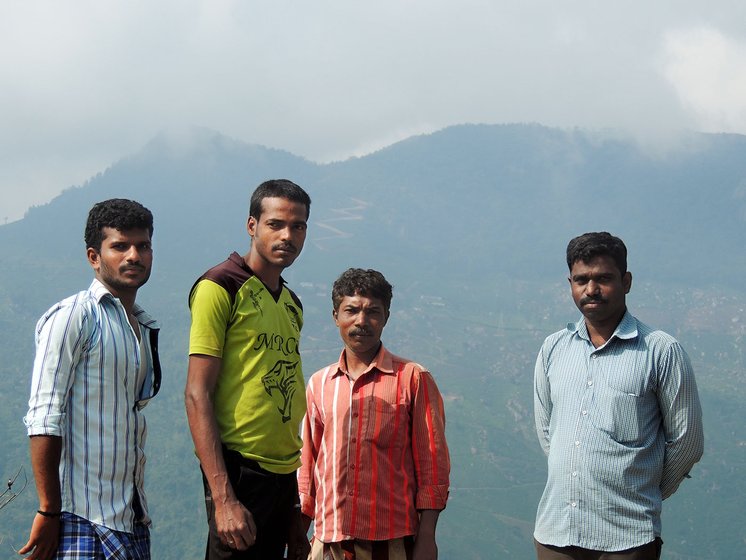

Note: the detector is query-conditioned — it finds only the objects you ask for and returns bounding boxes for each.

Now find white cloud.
[662,27,746,133]
[2,1,746,222]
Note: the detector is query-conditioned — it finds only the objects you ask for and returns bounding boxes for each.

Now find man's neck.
[343,346,380,381]
[243,252,282,292]
[584,311,625,348]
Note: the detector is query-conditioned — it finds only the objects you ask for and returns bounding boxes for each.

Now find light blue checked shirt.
[533,310,703,551]
[24,279,161,533]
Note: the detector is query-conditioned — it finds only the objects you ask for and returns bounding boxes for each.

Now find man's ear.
[623,271,633,294]
[87,247,100,269]
[247,216,257,237]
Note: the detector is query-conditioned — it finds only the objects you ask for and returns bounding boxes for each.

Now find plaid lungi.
[54,513,150,560]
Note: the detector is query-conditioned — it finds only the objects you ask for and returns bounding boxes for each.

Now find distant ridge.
[1,123,744,559]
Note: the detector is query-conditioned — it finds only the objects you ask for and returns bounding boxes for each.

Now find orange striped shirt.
[298,345,450,543]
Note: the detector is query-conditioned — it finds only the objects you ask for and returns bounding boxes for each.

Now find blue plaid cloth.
[55,513,150,560]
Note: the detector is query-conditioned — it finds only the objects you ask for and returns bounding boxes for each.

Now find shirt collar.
[569,309,637,344]
[330,343,395,379]
[88,278,158,328]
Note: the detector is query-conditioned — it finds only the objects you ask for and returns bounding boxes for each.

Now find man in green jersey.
[185,179,311,560]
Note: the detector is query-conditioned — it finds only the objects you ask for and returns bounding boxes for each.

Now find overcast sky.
[2,0,746,222]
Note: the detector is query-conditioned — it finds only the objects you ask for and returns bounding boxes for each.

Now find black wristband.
[37,509,62,518]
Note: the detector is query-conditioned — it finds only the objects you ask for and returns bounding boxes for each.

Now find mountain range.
[1,123,744,559]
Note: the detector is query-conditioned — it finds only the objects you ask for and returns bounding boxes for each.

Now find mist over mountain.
[1,124,744,559]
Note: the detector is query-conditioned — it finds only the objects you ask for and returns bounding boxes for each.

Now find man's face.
[88,227,153,297]
[334,293,389,359]
[248,197,308,271]
[569,255,631,326]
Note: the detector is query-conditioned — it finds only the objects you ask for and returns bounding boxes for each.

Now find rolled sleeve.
[411,369,450,511]
[25,301,89,437]
[297,383,322,519]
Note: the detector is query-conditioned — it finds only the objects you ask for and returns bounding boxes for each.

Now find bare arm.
[413,509,441,560]
[18,435,62,560]
[185,354,256,550]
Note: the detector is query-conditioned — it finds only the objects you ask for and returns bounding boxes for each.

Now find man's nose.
[125,246,141,262]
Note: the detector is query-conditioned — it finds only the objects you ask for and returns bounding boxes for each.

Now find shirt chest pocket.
[591,383,644,445]
[364,400,409,449]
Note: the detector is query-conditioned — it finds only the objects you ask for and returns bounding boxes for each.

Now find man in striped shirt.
[298,268,450,560]
[533,232,704,560]
[21,199,161,560]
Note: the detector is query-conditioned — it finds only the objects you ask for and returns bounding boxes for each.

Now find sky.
[2,0,746,223]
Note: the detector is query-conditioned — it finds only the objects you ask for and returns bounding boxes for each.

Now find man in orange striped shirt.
[298,268,450,560]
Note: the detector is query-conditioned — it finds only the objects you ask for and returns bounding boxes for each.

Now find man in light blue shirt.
[21,199,161,560]
[533,232,703,560]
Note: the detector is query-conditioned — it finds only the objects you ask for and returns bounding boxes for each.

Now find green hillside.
[1,124,744,559]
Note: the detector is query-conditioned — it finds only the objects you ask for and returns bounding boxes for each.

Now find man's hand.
[286,509,311,560]
[412,510,441,560]
[214,499,256,550]
[412,532,438,560]
[17,513,60,560]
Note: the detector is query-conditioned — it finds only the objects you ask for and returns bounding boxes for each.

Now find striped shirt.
[533,311,704,551]
[298,345,450,543]
[24,279,161,533]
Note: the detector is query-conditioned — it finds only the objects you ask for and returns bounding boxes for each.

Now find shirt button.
[587,380,593,386]
[350,464,355,470]
[351,437,357,443]
[572,471,578,477]
[575,440,580,446]
[571,502,577,508]
[581,410,588,416]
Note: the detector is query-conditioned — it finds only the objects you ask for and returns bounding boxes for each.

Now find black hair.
[566,232,627,275]
[332,268,393,313]
[249,179,311,221]
[84,199,154,251]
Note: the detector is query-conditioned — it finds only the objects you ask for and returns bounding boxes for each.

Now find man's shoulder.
[309,363,339,382]
[541,324,576,348]
[41,288,100,318]
[627,315,682,351]
[392,354,428,374]
[200,252,254,287]
[191,252,254,301]
[36,289,101,335]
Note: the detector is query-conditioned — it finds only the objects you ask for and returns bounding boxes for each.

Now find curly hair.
[84,199,154,251]
[249,179,311,221]
[332,268,393,312]
[566,232,627,275]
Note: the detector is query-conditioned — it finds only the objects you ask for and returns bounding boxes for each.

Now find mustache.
[273,243,296,253]
[580,295,607,305]
[120,264,145,272]
[349,327,372,336]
